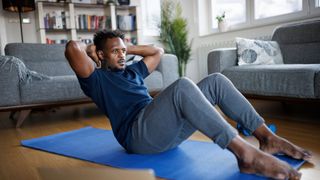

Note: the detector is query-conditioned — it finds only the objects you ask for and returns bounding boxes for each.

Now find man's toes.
[283,146,300,159]
[283,145,308,160]
[289,170,301,180]
[292,148,312,160]
[302,150,312,161]
[274,172,287,180]
[303,149,312,156]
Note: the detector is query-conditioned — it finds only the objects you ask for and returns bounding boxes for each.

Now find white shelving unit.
[36,1,140,44]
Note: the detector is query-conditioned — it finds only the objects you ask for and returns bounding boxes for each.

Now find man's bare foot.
[253,124,312,161]
[228,136,301,180]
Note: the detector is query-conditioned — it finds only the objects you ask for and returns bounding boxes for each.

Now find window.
[200,0,318,35]
[141,0,161,36]
[254,0,303,19]
[211,0,246,29]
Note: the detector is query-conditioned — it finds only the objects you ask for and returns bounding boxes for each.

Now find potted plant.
[216,11,228,32]
[159,0,192,77]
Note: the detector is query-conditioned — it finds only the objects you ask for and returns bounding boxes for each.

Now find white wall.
[3,11,38,43]
[0,0,38,54]
[0,0,8,55]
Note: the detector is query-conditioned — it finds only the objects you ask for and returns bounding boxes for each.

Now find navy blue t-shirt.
[77,60,152,148]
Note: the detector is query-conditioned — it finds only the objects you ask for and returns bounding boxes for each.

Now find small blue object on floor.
[237,123,277,136]
[21,127,304,180]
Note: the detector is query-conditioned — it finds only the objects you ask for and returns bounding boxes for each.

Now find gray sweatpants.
[127,73,264,154]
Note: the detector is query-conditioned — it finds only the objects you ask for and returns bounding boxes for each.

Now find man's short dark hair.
[93,29,125,51]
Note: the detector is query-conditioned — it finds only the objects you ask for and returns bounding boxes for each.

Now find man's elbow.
[157,47,164,56]
[65,40,77,59]
[65,40,80,53]
[65,40,85,61]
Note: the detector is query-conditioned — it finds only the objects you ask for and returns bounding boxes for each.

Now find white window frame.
[198,0,213,35]
[251,0,308,26]
[200,0,320,36]
[140,0,161,37]
[209,0,250,32]
[310,0,320,14]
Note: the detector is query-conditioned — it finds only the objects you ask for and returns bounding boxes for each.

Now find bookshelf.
[36,1,140,45]
[116,5,141,45]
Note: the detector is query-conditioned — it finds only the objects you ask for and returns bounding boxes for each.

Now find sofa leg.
[9,111,18,121]
[12,110,32,128]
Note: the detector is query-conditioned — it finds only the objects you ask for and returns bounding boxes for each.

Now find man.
[65,30,311,180]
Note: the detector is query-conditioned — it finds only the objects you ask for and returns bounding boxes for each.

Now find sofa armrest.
[0,56,21,107]
[157,54,179,88]
[207,48,237,74]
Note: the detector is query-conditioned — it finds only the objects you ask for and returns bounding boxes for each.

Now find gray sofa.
[208,20,320,101]
[0,43,179,127]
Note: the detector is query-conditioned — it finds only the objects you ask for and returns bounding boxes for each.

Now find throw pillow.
[236,37,284,66]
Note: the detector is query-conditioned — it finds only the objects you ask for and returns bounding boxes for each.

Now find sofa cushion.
[222,64,320,98]
[272,20,320,64]
[277,43,320,64]
[144,70,163,91]
[272,20,320,44]
[20,71,163,105]
[236,38,283,66]
[5,43,75,76]
[20,75,87,104]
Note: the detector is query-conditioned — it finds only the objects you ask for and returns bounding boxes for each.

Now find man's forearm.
[127,45,164,73]
[126,45,162,57]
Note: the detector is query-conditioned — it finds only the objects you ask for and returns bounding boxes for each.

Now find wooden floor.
[0,100,319,180]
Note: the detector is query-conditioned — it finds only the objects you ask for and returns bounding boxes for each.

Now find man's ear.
[97,50,104,60]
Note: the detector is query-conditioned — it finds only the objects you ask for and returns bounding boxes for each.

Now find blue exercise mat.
[21,127,305,180]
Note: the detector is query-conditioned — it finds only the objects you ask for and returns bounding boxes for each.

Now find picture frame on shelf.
[118,0,130,5]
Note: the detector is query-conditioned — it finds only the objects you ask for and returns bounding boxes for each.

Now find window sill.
[199,13,320,38]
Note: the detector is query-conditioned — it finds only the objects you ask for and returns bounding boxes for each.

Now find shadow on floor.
[249,99,320,123]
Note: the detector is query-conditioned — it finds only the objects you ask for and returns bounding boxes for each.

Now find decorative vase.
[218,20,228,32]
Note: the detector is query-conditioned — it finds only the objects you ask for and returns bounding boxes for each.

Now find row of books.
[44,11,70,29]
[44,0,98,3]
[45,36,136,45]
[43,11,113,30]
[46,37,93,44]
[76,14,112,30]
[46,38,68,44]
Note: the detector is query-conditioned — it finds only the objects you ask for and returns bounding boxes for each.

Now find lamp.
[2,0,35,42]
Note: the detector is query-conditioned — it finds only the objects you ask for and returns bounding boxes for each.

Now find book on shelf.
[117,14,136,31]
[43,10,70,30]
[55,11,63,29]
